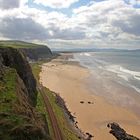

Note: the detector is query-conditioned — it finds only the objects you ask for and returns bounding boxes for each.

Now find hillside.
[0,40,53,60]
[0,40,40,48]
[0,47,50,140]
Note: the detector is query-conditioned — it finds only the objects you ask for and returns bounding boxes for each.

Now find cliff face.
[21,45,52,60]
[0,47,37,106]
[0,47,50,140]
[0,40,53,61]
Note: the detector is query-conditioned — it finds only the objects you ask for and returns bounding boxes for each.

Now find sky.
[0,0,140,49]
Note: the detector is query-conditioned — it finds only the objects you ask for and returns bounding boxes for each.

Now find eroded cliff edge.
[0,40,53,61]
[0,47,50,140]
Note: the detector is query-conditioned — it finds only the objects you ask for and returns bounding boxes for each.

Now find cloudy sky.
[0,0,140,49]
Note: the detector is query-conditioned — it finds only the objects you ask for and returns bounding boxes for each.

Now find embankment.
[0,47,50,140]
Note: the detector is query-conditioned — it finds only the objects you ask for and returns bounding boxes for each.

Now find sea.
[73,50,140,115]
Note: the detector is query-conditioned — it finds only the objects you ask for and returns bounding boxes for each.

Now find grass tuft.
[0,68,17,113]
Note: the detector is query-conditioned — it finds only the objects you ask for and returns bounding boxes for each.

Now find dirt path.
[38,85,63,140]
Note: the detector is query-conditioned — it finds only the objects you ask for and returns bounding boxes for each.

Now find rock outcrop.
[107,122,140,140]
[21,45,52,60]
[0,47,37,106]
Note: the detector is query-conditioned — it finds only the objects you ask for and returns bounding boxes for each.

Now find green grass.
[36,91,55,139]
[0,112,32,140]
[0,68,30,126]
[0,114,28,125]
[31,62,43,80]
[31,62,55,139]
[0,68,17,113]
[45,88,79,140]
[0,68,29,139]
[0,40,43,48]
[31,62,79,140]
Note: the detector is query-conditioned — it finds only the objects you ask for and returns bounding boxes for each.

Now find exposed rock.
[107,122,140,140]
[87,101,94,104]
[21,45,52,61]
[80,101,84,104]
[0,47,37,106]
[0,47,50,140]
[55,93,76,123]
[55,93,87,140]
[85,132,94,140]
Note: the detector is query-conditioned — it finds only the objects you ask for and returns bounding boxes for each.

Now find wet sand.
[39,54,140,140]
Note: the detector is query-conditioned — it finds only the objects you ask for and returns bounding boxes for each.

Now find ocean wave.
[84,53,91,56]
[129,85,140,93]
[80,53,91,56]
[117,74,129,81]
[94,59,108,65]
[134,75,140,81]
[105,65,140,93]
[106,65,140,81]
[105,65,123,74]
[120,67,140,81]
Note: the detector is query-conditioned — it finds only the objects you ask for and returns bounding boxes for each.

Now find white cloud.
[68,0,140,48]
[34,0,79,9]
[0,0,140,49]
[20,0,28,7]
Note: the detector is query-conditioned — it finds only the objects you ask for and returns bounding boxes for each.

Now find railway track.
[38,85,63,140]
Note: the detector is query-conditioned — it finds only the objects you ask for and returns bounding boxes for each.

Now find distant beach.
[40,53,140,140]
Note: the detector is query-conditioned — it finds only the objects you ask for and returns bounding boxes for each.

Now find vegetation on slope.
[0,40,41,48]
[0,48,50,140]
[0,42,79,140]
[31,62,80,140]
[0,40,53,62]
[0,68,16,113]
[0,68,32,139]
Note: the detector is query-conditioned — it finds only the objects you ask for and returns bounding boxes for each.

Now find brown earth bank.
[40,53,140,140]
[0,47,50,140]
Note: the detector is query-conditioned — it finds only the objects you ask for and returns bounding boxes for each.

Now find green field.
[0,40,43,48]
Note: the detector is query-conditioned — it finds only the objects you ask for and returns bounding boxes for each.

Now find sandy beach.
[40,54,140,140]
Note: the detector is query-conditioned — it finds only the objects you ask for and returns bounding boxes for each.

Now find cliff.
[0,47,37,106]
[0,40,53,60]
[0,47,50,140]
[21,46,52,60]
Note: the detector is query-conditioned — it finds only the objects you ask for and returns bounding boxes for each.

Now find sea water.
[73,51,140,115]
[74,51,140,93]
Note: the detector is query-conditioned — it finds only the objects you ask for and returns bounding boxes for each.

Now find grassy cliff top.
[0,40,46,48]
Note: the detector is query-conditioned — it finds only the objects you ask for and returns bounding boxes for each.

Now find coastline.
[39,53,140,140]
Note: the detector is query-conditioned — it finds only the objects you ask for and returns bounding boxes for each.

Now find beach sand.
[40,54,140,140]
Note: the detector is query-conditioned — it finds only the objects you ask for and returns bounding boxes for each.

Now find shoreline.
[40,53,140,140]
[54,93,89,139]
